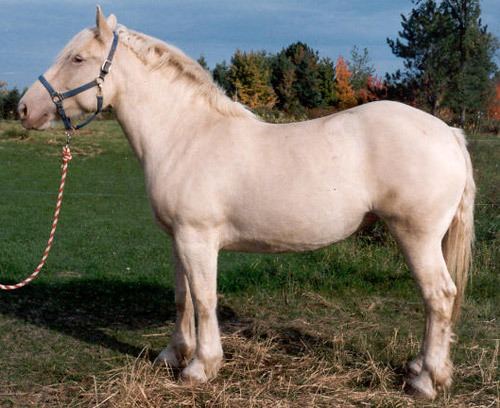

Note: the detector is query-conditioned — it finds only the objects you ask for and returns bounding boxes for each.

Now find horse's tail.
[443,128,476,322]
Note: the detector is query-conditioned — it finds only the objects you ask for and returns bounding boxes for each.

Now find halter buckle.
[101,59,112,74]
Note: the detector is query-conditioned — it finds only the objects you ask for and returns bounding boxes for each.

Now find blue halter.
[38,32,119,131]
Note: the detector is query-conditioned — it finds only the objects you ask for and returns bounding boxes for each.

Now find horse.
[18,7,475,399]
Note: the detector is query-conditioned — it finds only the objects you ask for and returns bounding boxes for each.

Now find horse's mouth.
[21,113,54,130]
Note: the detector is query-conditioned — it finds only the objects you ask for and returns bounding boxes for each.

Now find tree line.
[198,43,384,119]
[0,82,23,120]
[1,0,498,129]
[198,0,498,127]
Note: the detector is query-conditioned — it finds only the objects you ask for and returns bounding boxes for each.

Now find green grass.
[0,120,497,407]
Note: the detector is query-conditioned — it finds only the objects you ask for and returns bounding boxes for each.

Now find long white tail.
[443,128,476,322]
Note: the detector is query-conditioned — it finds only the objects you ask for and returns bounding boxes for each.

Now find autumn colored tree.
[347,46,384,104]
[335,56,357,110]
[228,50,277,109]
[488,80,500,120]
[357,75,387,103]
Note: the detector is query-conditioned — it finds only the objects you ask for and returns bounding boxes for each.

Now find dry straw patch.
[76,336,407,407]
[71,322,498,408]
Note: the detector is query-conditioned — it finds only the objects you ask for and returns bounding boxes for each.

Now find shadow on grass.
[0,279,177,358]
[0,278,247,361]
[0,278,408,391]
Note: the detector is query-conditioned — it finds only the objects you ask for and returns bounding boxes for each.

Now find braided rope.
[0,145,72,291]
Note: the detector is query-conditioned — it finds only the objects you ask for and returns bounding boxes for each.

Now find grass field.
[0,120,498,407]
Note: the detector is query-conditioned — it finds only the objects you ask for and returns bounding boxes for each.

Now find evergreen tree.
[271,42,335,112]
[441,0,498,124]
[384,70,419,106]
[348,46,376,92]
[0,82,6,120]
[283,42,323,109]
[387,0,498,123]
[212,61,231,94]
[271,52,299,112]
[387,0,453,114]
[197,55,209,71]
[0,86,21,120]
[318,57,338,106]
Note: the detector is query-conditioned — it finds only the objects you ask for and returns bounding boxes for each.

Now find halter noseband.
[38,31,119,131]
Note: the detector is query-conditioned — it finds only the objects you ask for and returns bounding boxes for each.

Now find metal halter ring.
[52,93,63,104]
[95,77,104,95]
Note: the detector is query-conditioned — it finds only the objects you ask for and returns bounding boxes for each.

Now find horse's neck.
[112,66,217,169]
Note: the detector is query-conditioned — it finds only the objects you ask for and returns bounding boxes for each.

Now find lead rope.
[0,133,73,290]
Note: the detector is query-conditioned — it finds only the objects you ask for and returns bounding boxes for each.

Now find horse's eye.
[72,55,84,64]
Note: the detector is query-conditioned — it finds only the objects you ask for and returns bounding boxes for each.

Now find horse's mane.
[115,25,254,119]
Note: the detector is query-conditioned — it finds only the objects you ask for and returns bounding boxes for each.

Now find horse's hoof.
[154,347,181,368]
[181,359,208,384]
[406,371,437,400]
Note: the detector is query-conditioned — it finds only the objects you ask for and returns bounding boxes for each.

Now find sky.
[0,0,499,90]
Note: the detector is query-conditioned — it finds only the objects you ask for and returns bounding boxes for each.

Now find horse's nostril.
[18,102,28,120]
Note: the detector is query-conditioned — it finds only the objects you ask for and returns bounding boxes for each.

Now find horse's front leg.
[173,228,223,383]
[156,246,196,368]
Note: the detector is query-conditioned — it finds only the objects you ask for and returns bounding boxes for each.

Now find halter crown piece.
[38,31,119,131]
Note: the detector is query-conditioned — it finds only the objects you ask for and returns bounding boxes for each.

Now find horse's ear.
[107,14,117,31]
[96,5,112,39]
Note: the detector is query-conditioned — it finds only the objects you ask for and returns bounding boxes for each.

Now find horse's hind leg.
[156,246,196,368]
[391,226,457,399]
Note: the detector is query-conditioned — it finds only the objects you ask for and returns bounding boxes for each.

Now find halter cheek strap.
[38,31,119,131]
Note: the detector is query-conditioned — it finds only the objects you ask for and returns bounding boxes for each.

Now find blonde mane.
[115,25,254,118]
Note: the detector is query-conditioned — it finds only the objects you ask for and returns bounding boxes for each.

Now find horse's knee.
[193,295,217,319]
[175,292,194,315]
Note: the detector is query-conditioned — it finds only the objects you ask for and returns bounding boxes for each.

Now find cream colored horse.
[19,8,475,399]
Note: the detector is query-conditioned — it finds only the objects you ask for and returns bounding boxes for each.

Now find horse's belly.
[221,200,368,253]
[222,236,343,253]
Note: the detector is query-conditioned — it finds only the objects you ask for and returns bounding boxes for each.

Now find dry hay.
[71,323,498,408]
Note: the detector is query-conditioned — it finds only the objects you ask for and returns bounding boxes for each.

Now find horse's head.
[19,7,119,130]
